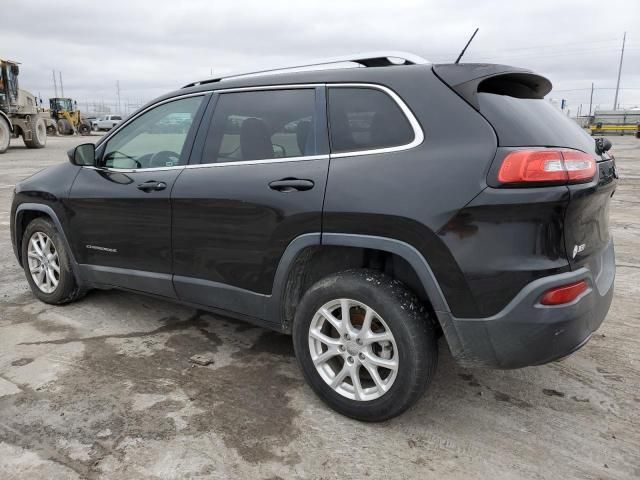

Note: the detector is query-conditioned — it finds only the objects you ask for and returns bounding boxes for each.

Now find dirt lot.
[0,134,639,480]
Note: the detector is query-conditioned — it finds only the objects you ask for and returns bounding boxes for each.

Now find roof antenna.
[454,27,479,64]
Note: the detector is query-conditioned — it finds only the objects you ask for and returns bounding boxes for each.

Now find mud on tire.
[292,269,438,422]
[23,116,47,149]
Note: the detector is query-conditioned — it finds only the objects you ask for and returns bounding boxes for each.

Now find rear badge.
[86,244,118,253]
[572,243,586,258]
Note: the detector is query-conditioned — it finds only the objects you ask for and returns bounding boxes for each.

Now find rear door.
[564,154,617,269]
[474,89,618,271]
[171,86,329,319]
[434,66,618,312]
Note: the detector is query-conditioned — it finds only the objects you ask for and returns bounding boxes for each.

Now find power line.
[472,47,639,62]
[428,37,629,58]
[553,87,640,92]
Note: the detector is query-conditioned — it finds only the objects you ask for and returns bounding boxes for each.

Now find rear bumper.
[438,239,615,369]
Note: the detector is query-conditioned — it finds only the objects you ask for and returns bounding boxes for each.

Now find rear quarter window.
[328,87,414,154]
[477,93,596,153]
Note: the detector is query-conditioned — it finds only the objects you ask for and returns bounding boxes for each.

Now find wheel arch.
[0,111,13,131]
[14,204,83,285]
[270,233,451,333]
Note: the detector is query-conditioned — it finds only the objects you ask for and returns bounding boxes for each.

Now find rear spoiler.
[433,63,552,110]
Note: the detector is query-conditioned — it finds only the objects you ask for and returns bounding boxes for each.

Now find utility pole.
[588,82,594,117]
[613,32,626,111]
[59,71,64,97]
[116,80,121,114]
[52,70,58,97]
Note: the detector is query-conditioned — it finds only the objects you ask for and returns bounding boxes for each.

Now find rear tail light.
[540,280,588,305]
[497,150,596,186]
[561,150,597,182]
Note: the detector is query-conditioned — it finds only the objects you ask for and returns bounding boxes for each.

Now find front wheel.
[292,269,438,421]
[57,118,72,135]
[21,217,84,304]
[0,116,10,153]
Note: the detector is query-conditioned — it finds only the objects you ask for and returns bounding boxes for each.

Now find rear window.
[328,87,414,153]
[477,93,595,153]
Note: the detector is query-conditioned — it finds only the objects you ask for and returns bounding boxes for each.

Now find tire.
[78,122,91,136]
[23,116,47,149]
[0,116,10,154]
[21,217,84,305]
[57,118,72,135]
[292,269,438,421]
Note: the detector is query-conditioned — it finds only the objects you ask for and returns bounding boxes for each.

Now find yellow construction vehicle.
[48,97,92,136]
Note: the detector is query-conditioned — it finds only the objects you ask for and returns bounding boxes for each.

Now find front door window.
[102,96,205,169]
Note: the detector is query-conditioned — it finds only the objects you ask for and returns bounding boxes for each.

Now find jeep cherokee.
[10,52,617,421]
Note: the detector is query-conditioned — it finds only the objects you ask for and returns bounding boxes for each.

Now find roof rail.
[182,51,430,88]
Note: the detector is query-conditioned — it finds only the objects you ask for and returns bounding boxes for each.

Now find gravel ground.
[0,134,639,480]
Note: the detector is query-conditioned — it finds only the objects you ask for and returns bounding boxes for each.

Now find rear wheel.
[293,269,438,421]
[23,116,47,149]
[0,116,10,153]
[21,218,83,304]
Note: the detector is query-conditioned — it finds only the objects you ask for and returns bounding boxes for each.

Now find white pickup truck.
[92,115,123,131]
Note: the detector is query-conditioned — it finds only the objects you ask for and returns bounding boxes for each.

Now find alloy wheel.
[27,232,60,294]
[308,298,399,401]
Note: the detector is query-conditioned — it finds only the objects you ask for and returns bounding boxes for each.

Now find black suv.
[10,52,617,421]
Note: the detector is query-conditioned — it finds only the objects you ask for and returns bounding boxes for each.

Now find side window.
[328,87,414,153]
[102,96,204,169]
[202,89,316,164]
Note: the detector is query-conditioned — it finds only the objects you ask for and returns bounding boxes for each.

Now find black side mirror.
[68,143,96,166]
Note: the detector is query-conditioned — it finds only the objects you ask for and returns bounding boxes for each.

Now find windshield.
[50,98,73,111]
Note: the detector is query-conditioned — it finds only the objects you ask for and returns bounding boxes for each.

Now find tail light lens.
[540,280,588,305]
[497,150,596,186]
[562,150,597,182]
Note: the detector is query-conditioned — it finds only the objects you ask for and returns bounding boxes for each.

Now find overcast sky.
[3,0,639,115]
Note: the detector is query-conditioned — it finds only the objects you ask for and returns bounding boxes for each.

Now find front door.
[67,94,208,296]
[171,87,329,318]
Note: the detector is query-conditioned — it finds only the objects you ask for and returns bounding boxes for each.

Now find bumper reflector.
[540,280,588,306]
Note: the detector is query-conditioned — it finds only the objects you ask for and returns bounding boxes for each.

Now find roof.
[182,51,431,88]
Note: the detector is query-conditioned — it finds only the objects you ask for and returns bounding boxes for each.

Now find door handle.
[268,178,315,192]
[137,180,167,192]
